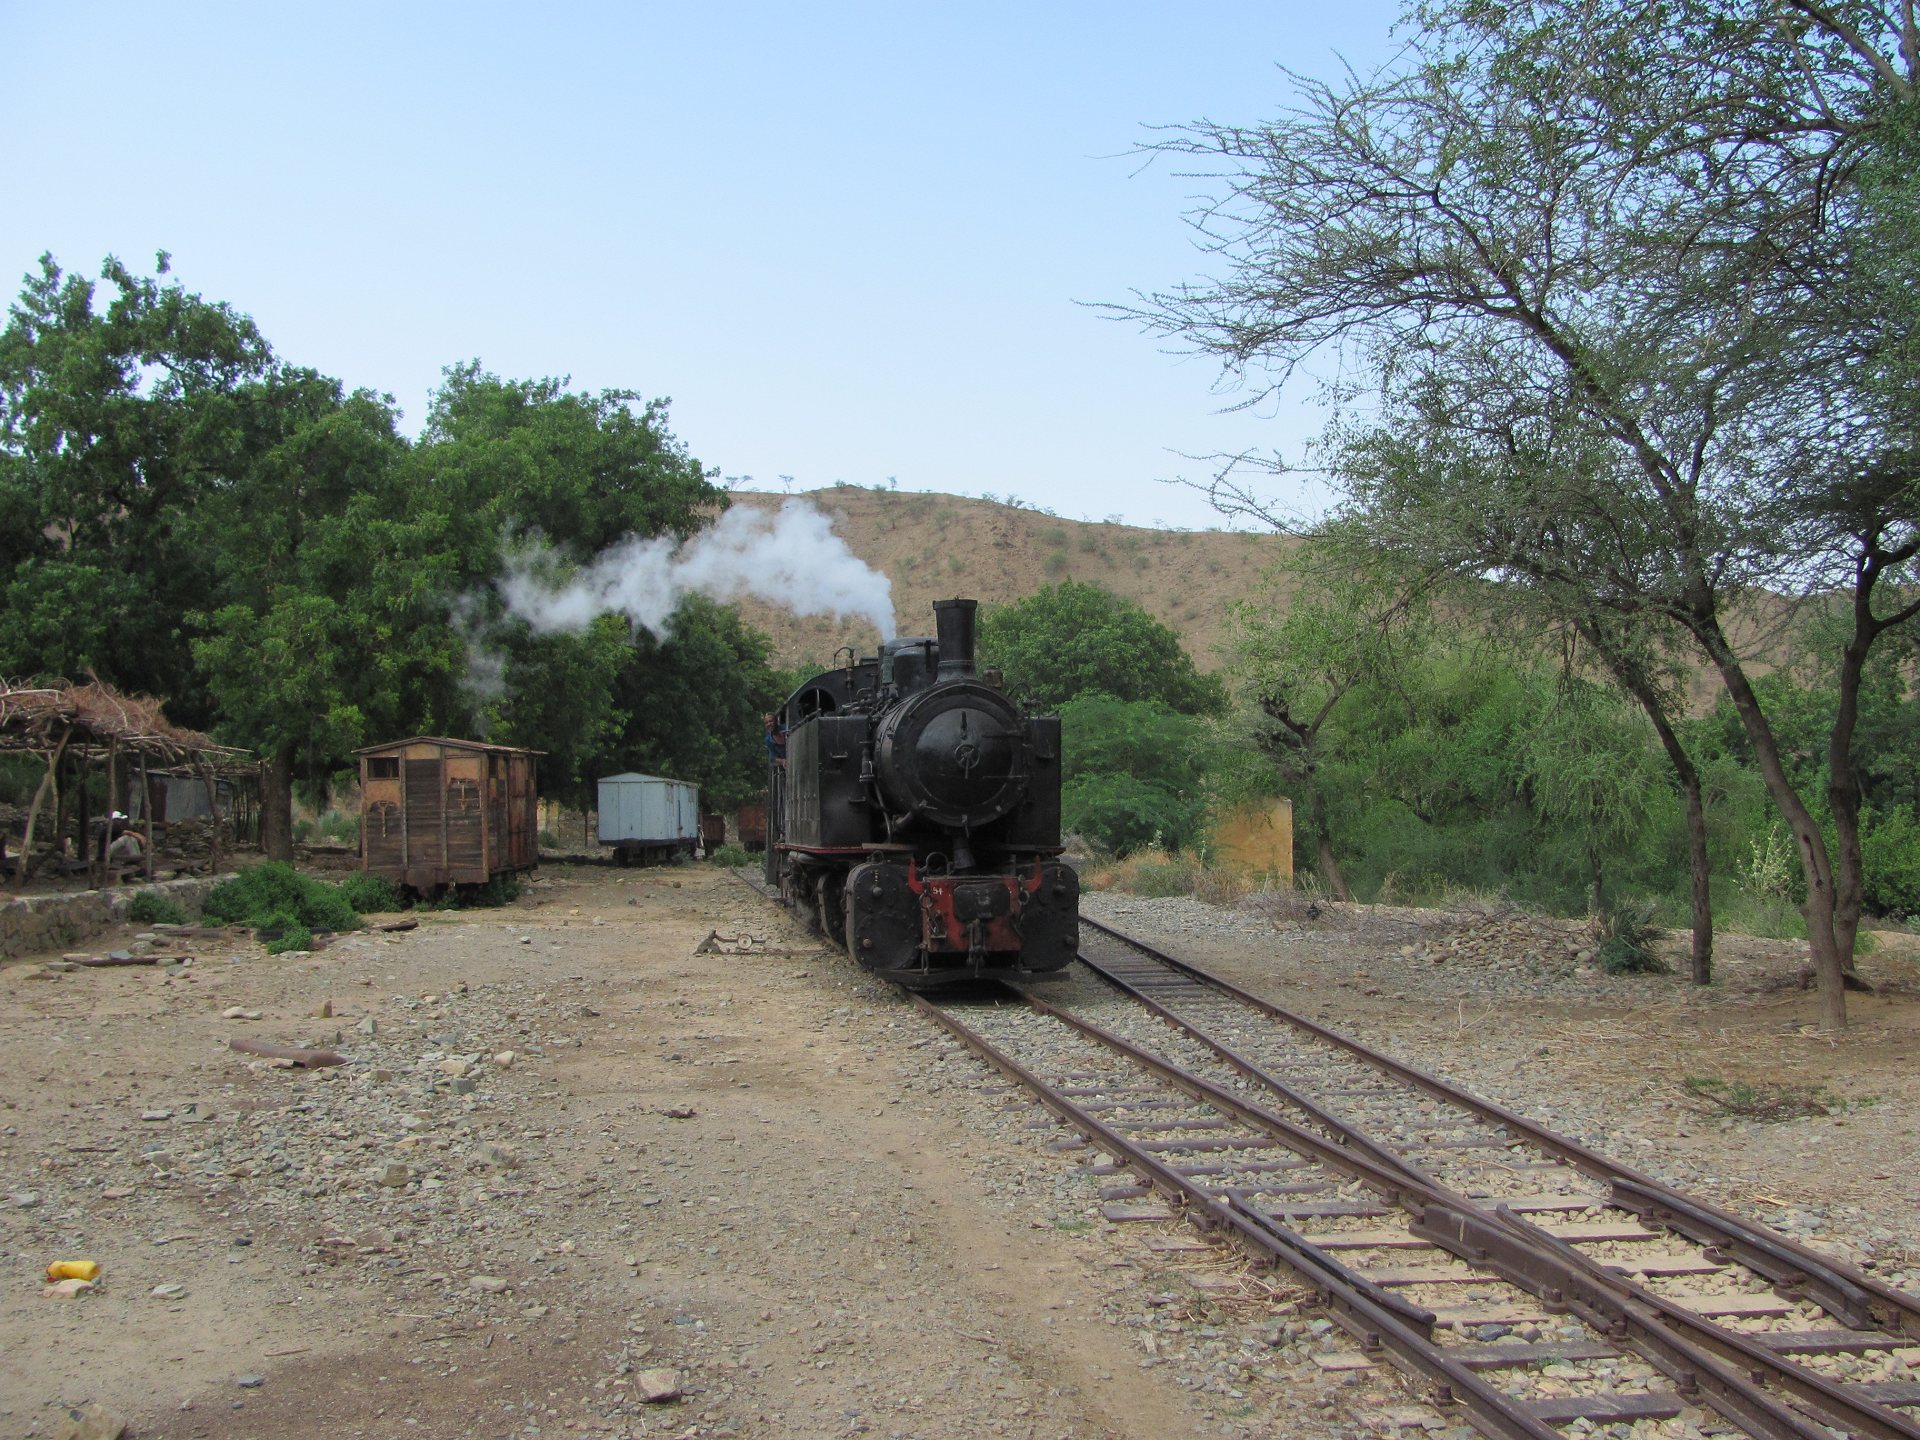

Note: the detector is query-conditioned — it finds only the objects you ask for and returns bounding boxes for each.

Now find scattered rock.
[469,1275,511,1294]
[236,1374,265,1389]
[634,1367,683,1403]
[374,1162,411,1188]
[493,1050,516,1068]
[51,1402,127,1440]
[152,1283,188,1299]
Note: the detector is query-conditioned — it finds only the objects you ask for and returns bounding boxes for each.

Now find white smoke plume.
[498,499,895,640]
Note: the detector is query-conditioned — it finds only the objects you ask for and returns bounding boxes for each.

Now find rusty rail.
[908,990,1568,1440]
[1080,913,1920,1342]
[1074,917,1920,1438]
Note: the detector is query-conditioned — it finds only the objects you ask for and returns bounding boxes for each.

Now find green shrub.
[1597,898,1668,974]
[709,843,751,867]
[316,810,359,844]
[1861,810,1920,916]
[1064,770,1205,857]
[265,923,314,955]
[337,871,402,914]
[127,892,188,926]
[203,862,360,939]
[538,828,560,848]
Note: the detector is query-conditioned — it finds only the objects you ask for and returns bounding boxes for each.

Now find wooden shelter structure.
[355,737,540,894]
[1,678,253,891]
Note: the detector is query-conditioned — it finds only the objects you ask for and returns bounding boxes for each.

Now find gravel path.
[4,869,1913,1440]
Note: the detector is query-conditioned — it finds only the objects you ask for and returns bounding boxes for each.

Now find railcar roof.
[353,736,546,756]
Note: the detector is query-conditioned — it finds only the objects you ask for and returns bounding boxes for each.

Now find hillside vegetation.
[727,486,1294,670]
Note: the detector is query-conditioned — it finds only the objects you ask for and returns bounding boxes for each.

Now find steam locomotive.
[766,598,1079,986]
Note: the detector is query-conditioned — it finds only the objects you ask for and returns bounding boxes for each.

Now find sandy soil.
[3,866,1915,1440]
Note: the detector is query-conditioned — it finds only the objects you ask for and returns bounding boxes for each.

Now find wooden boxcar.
[356,737,540,892]
[735,797,768,852]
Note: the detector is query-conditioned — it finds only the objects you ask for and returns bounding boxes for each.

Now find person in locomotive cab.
[763,712,787,768]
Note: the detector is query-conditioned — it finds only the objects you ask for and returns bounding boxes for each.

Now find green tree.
[409,363,733,803]
[1128,1,1920,1025]
[1519,678,1668,915]
[978,581,1225,715]
[415,363,718,569]
[0,252,274,705]
[597,597,785,811]
[186,372,414,858]
[1225,544,1429,898]
[1057,694,1208,855]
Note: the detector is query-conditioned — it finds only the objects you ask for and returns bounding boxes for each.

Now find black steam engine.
[766,598,1079,986]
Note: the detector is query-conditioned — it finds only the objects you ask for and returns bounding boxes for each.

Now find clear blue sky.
[3,2,1407,531]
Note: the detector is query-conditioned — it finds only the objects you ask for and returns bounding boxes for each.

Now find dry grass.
[1082,847,1257,904]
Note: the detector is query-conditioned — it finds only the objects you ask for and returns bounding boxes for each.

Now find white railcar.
[596,772,701,865]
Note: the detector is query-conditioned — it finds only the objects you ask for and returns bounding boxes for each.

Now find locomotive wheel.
[817,873,847,947]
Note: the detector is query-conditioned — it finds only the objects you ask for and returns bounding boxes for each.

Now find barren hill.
[728,485,1296,672]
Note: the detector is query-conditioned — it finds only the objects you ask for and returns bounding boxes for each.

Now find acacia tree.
[1131,0,1919,1026]
[1225,545,1431,898]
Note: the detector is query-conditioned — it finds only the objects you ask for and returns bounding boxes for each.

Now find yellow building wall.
[1211,798,1295,886]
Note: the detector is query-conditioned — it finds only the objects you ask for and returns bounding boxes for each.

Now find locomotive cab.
[768,598,1078,986]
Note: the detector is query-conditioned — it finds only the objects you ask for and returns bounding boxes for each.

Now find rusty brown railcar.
[735,798,768,852]
[355,737,540,893]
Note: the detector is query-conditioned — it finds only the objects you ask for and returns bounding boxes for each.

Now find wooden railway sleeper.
[1609,1176,1883,1334]
[1020,984,1920,1440]
[1471,1203,1920,1440]
[1417,1203,1903,1440]
[1080,917,1920,1343]
[910,995,1566,1440]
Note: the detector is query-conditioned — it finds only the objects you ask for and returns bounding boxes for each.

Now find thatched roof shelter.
[3,677,253,889]
[0,678,249,766]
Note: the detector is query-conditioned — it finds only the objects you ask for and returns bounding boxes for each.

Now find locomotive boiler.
[766,598,1078,986]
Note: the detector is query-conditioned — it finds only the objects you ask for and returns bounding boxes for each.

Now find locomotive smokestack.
[933,598,978,682]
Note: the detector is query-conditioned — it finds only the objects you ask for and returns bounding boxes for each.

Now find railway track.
[732,870,1920,1437]
[926,927,1920,1440]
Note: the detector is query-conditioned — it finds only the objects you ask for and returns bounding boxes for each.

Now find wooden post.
[98,738,119,888]
[201,759,225,875]
[54,749,73,866]
[140,750,154,883]
[76,752,90,876]
[15,725,73,890]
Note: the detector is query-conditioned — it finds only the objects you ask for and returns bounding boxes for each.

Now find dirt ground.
[2,866,1916,1440]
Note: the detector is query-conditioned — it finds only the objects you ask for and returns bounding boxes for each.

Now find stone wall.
[0,876,222,959]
